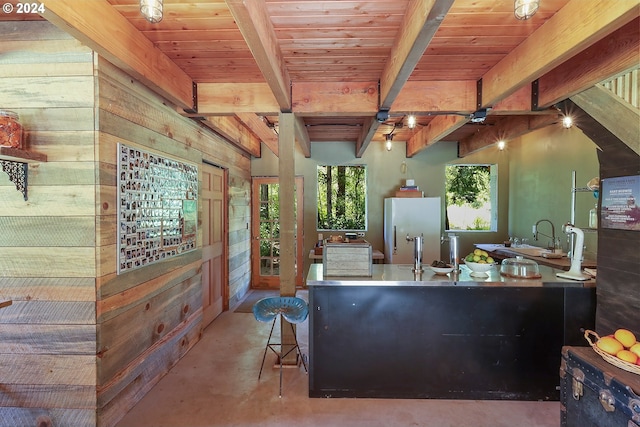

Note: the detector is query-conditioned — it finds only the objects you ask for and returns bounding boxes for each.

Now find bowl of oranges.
[585,328,640,375]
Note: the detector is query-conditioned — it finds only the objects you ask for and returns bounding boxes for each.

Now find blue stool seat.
[252,296,308,397]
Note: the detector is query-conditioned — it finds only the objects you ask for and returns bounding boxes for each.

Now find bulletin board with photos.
[117,143,199,274]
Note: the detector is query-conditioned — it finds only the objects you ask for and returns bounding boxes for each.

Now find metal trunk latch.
[571,367,585,401]
[572,378,583,400]
[599,389,616,412]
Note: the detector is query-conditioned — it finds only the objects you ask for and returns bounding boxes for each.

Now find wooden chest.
[322,242,372,276]
[560,346,640,427]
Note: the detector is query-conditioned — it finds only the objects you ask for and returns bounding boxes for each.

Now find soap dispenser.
[588,204,598,229]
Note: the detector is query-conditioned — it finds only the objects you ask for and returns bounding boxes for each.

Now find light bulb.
[514,0,539,20]
[562,116,573,129]
[497,140,506,151]
[407,115,416,129]
[385,140,392,151]
[140,0,163,23]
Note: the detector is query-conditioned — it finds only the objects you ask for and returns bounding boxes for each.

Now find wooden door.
[201,163,227,327]
[251,177,304,289]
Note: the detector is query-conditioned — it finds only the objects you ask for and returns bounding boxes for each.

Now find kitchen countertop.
[307,263,595,288]
[474,243,597,270]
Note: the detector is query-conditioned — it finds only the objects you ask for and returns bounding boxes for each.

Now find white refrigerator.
[384,197,442,264]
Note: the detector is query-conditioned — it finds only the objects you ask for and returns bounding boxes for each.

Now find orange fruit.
[630,343,640,358]
[614,329,636,348]
[596,335,624,355]
[616,349,638,364]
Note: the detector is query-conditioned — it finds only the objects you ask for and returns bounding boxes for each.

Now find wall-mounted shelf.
[0,146,47,201]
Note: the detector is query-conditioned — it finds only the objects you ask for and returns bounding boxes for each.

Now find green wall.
[251,123,599,282]
[507,125,600,259]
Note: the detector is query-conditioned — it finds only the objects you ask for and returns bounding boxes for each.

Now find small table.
[309,249,385,263]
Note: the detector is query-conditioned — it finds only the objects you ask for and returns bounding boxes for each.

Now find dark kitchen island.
[306,263,596,401]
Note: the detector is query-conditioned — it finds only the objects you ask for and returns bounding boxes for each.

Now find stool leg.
[289,322,308,374]
[258,316,277,380]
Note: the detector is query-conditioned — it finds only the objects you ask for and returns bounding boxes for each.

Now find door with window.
[201,163,227,327]
[251,177,304,289]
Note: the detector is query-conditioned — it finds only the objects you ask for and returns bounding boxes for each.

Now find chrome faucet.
[532,219,556,250]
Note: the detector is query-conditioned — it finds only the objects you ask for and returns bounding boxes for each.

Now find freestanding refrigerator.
[384,197,442,264]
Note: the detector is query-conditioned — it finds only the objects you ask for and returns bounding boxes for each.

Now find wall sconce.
[140,0,163,23]
[385,134,393,151]
[497,140,506,151]
[562,116,573,129]
[407,115,416,129]
[514,0,539,20]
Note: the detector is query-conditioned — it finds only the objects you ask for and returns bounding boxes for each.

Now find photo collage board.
[117,143,199,274]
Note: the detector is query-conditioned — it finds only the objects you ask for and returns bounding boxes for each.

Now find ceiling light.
[407,115,416,129]
[385,134,393,151]
[562,116,573,129]
[497,140,506,151]
[514,0,539,20]
[140,0,163,23]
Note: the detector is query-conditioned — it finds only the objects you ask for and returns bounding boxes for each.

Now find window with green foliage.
[445,164,497,231]
[317,165,367,231]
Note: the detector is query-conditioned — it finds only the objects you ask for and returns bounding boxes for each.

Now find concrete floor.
[115,291,561,427]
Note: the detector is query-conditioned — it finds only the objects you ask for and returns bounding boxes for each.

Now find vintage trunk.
[560,346,640,427]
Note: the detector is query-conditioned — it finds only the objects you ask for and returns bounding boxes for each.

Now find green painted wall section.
[251,123,599,280]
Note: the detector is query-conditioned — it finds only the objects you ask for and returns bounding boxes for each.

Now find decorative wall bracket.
[1,159,28,200]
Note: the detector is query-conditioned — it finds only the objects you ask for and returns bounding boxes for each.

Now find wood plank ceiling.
[5,0,640,157]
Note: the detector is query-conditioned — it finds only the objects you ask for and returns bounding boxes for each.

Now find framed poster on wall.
[601,175,640,231]
[117,143,199,274]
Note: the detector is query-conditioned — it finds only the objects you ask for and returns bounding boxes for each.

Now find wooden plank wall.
[561,99,640,340]
[93,57,251,427]
[0,21,253,427]
[0,22,98,426]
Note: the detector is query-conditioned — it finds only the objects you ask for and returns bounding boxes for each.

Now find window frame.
[444,163,498,232]
[316,164,368,232]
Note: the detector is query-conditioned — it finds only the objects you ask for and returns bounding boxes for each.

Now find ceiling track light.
[514,0,539,20]
[140,0,163,23]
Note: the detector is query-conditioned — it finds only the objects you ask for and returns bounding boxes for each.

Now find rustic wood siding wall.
[94,58,251,427]
[562,99,640,340]
[0,21,252,427]
[0,22,98,427]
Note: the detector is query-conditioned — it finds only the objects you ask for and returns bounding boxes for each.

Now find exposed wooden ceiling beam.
[235,113,278,156]
[379,0,454,109]
[41,0,194,110]
[481,0,639,108]
[202,116,261,157]
[458,114,559,157]
[356,118,378,158]
[392,81,477,114]
[571,85,640,156]
[225,0,291,111]
[292,82,378,116]
[537,18,640,109]
[360,0,454,157]
[294,116,311,158]
[406,115,468,158]
[198,83,279,115]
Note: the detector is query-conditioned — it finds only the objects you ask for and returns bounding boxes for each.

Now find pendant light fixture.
[514,0,539,20]
[140,0,163,23]
[385,133,393,151]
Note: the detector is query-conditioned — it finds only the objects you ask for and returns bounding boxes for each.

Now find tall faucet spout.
[533,219,555,245]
